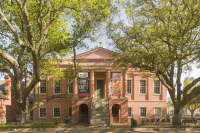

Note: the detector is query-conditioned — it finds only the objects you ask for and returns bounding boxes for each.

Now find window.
[140,79,146,94]
[54,80,61,94]
[53,107,60,118]
[127,79,132,94]
[128,107,132,117]
[140,107,146,118]
[68,107,72,117]
[39,107,46,118]
[154,80,160,94]
[68,80,73,94]
[155,107,162,118]
[39,80,46,94]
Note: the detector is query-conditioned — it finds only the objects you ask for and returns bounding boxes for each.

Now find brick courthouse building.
[33,46,167,126]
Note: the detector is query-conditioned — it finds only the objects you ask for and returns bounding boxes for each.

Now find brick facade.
[32,47,167,123]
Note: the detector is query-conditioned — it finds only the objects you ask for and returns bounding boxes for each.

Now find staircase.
[90,99,110,127]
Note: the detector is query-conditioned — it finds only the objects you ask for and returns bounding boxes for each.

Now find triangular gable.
[76,47,114,59]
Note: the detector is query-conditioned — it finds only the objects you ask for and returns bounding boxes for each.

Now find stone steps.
[90,99,110,127]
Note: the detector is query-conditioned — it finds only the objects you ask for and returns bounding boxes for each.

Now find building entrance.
[112,104,120,122]
[79,104,88,123]
[97,80,104,99]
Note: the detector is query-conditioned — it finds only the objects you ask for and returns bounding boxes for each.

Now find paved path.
[2,131,200,133]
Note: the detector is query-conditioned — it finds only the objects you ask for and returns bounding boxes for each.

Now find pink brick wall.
[33,47,167,123]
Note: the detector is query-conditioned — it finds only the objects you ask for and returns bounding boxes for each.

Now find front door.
[97,80,104,99]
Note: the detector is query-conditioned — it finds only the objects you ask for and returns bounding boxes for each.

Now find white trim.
[154,107,162,118]
[154,79,161,95]
[139,78,147,95]
[53,106,61,118]
[140,107,147,118]
[39,79,47,95]
[128,107,132,118]
[96,78,104,99]
[68,79,73,95]
[127,78,132,95]
[39,106,46,118]
[68,107,72,118]
[54,79,61,94]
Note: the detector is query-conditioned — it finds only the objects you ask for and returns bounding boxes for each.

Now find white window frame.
[68,107,72,118]
[154,107,162,118]
[68,79,73,94]
[140,107,147,118]
[154,79,161,95]
[53,106,61,118]
[127,78,132,95]
[39,106,46,118]
[128,107,132,118]
[139,78,147,95]
[54,79,61,94]
[39,79,46,95]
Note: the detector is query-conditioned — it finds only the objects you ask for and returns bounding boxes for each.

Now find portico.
[72,68,127,99]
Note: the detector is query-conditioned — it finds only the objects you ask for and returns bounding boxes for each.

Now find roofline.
[72,47,115,58]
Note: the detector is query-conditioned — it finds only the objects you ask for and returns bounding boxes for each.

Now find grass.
[0,121,60,128]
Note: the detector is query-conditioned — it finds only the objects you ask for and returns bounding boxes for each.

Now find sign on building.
[78,72,88,96]
[112,73,122,96]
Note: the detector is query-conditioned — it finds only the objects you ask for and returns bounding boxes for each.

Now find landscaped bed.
[0,121,58,128]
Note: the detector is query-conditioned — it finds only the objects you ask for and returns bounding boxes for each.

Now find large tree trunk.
[20,111,30,124]
[172,107,182,125]
[191,111,194,118]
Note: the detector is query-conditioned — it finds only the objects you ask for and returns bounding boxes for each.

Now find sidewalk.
[0,123,200,132]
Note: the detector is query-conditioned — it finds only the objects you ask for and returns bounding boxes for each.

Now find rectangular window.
[39,107,46,118]
[68,107,72,117]
[53,107,60,118]
[140,79,146,94]
[39,80,46,94]
[155,107,162,118]
[68,80,73,94]
[128,107,132,117]
[54,80,61,94]
[154,80,160,94]
[127,79,132,94]
[140,107,146,118]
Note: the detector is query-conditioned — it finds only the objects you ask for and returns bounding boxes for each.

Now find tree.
[0,0,111,123]
[107,0,200,125]
[183,77,200,118]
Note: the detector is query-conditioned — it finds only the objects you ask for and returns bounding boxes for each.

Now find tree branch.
[182,85,200,107]
[28,94,68,112]
[183,77,200,94]
[15,0,34,46]
[0,10,25,47]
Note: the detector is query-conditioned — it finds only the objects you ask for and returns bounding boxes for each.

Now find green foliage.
[141,119,145,125]
[53,119,62,125]
[108,0,200,125]
[0,0,113,120]
[0,121,56,128]
[183,77,200,117]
